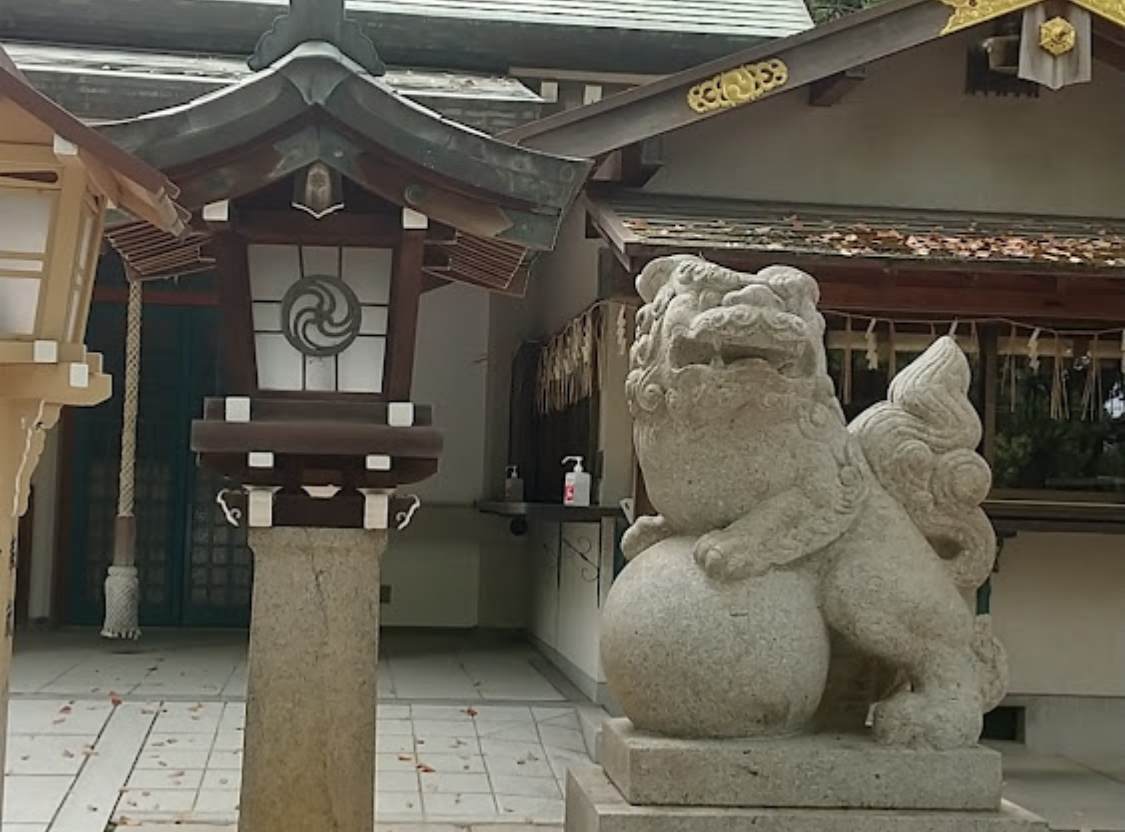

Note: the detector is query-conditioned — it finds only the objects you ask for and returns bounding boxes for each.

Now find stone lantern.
[66,0,596,828]
[0,45,184,817]
[189,207,445,832]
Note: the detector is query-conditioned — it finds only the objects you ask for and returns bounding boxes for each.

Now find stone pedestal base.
[602,718,1002,810]
[239,527,385,832]
[566,766,1048,832]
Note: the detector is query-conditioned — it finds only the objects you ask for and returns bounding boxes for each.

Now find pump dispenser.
[562,456,592,507]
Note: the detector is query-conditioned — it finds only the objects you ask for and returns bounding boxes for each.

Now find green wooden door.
[66,302,252,627]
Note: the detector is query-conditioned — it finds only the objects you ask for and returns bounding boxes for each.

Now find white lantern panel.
[248,244,300,301]
[342,247,392,304]
[360,306,388,335]
[252,302,283,333]
[305,355,336,392]
[0,276,41,335]
[338,336,385,394]
[255,333,302,391]
[302,246,340,278]
[0,192,53,255]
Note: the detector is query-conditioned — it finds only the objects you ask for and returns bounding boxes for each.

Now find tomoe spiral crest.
[281,274,362,358]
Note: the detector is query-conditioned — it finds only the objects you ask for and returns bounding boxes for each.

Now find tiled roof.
[587,191,1125,271]
[355,0,814,37]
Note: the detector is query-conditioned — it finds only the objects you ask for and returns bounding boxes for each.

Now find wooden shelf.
[477,501,623,523]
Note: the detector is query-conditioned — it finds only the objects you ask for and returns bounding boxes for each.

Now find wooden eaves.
[503,0,1125,158]
[0,45,187,235]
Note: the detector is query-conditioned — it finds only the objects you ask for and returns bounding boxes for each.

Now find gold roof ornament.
[686,58,789,114]
[939,0,1125,35]
[1039,16,1078,55]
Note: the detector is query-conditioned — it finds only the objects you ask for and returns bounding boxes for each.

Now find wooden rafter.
[503,0,950,157]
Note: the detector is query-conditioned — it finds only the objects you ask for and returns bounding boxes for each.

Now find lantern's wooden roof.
[0,45,187,235]
[96,42,592,252]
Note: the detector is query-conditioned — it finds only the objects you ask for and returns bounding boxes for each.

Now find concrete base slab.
[602,718,1002,810]
[566,766,1047,832]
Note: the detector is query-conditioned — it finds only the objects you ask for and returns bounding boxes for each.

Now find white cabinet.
[530,520,560,649]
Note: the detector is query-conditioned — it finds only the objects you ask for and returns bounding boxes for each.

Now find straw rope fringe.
[823,311,1125,423]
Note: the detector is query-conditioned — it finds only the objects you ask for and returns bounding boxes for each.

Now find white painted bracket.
[395,495,422,531]
[388,402,415,427]
[248,451,275,469]
[68,363,89,389]
[247,486,281,528]
[366,454,392,471]
[402,208,429,230]
[53,135,79,158]
[359,489,391,530]
[216,489,244,527]
[225,397,251,422]
[302,485,341,499]
[202,200,230,223]
[33,341,58,364]
[540,80,559,103]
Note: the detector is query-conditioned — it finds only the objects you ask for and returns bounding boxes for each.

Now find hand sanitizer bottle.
[562,456,592,507]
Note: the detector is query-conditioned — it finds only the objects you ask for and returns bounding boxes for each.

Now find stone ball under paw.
[601,535,830,739]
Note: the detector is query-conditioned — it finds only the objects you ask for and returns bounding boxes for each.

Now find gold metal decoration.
[687,59,789,114]
[1039,16,1078,55]
[939,0,1125,34]
[1074,0,1125,26]
[939,0,1035,34]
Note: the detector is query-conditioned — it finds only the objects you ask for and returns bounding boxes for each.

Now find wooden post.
[981,325,999,465]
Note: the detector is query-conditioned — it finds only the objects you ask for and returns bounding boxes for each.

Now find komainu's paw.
[621,515,673,561]
[693,530,774,582]
[872,690,982,751]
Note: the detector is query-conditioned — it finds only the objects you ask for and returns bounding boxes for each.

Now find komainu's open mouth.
[669,333,806,377]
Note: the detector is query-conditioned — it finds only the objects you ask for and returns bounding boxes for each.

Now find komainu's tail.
[849,336,997,589]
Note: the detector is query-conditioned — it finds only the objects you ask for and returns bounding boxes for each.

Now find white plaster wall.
[412,282,489,504]
[382,284,491,628]
[383,509,481,628]
[650,32,1125,218]
[383,281,534,629]
[991,533,1125,697]
[531,206,603,339]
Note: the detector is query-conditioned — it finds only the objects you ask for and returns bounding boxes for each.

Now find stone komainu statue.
[601,255,1006,751]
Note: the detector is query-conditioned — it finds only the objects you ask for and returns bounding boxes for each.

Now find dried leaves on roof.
[599,193,1125,270]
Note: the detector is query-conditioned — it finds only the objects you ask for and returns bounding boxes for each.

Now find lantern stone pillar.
[239,527,385,831]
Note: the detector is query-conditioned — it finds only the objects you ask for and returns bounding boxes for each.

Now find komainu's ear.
[637,255,697,304]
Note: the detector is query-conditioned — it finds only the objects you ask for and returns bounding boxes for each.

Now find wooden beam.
[808,67,867,107]
[234,209,400,246]
[618,143,663,187]
[1093,31,1125,72]
[816,277,1125,323]
[210,232,258,396]
[386,228,425,401]
[980,325,998,465]
[506,0,948,157]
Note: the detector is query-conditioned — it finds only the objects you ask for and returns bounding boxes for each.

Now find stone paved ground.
[4,631,589,831]
[7,632,1125,832]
